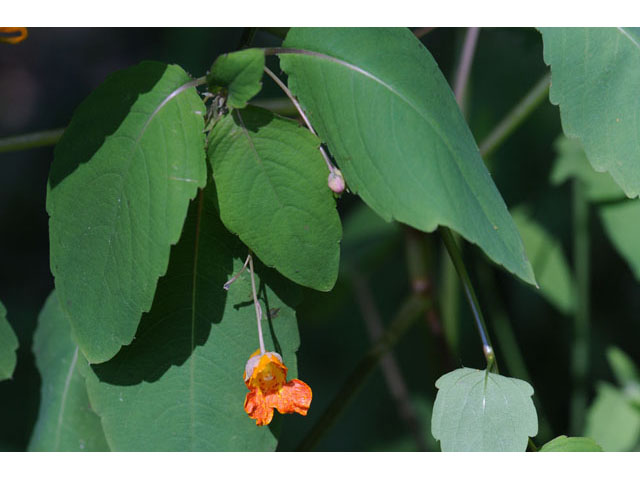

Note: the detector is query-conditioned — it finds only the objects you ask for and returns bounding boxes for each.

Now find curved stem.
[478,72,551,158]
[439,226,497,371]
[223,254,251,290]
[262,66,336,174]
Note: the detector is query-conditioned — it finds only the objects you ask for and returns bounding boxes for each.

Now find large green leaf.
[540,435,603,452]
[511,207,575,314]
[208,106,341,291]
[207,48,265,109]
[47,61,207,364]
[540,27,640,198]
[28,292,109,451]
[79,183,304,451]
[280,27,536,286]
[0,300,18,381]
[585,382,640,451]
[552,136,640,281]
[431,367,538,451]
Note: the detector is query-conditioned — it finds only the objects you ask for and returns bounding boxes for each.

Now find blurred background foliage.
[1,27,639,451]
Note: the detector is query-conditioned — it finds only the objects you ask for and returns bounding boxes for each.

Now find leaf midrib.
[54,346,79,451]
[233,109,286,212]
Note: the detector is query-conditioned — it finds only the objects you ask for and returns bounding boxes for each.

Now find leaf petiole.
[262,65,337,176]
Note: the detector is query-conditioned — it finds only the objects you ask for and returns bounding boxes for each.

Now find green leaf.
[585,382,640,451]
[208,106,341,291]
[551,136,624,202]
[540,27,640,198]
[0,301,18,381]
[552,136,640,282]
[598,201,640,282]
[280,27,536,286]
[79,183,304,451]
[431,367,538,451]
[540,435,603,452]
[607,346,640,389]
[47,61,207,364]
[511,207,575,314]
[606,346,640,406]
[28,292,109,451]
[207,48,265,108]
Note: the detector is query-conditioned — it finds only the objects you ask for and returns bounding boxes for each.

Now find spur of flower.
[243,349,312,426]
[0,28,28,44]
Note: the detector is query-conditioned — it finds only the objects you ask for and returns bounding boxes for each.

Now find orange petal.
[267,379,312,416]
[244,387,274,426]
[245,352,288,393]
[0,28,28,44]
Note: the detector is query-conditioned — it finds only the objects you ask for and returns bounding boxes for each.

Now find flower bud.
[328,169,345,194]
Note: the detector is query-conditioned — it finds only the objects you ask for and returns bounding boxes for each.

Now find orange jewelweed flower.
[0,28,28,44]
[244,350,312,426]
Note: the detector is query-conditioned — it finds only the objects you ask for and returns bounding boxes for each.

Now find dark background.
[1,27,638,451]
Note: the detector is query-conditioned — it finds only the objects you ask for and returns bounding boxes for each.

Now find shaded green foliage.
[1,26,639,453]
[0,301,18,381]
[207,48,265,108]
[585,382,640,451]
[28,292,108,451]
[540,435,602,452]
[511,207,574,314]
[541,27,640,198]
[552,136,640,281]
[47,61,207,364]
[281,27,536,287]
[208,106,341,291]
[80,183,303,451]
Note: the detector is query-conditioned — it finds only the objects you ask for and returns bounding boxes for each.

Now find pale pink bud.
[328,169,345,194]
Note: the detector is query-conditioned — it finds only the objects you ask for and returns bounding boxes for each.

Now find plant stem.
[476,260,554,440]
[478,73,551,158]
[404,227,455,371]
[440,253,461,356]
[437,27,482,361]
[439,226,497,371]
[296,295,429,451]
[454,27,480,111]
[571,179,590,435]
[0,128,64,154]
[439,30,493,369]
